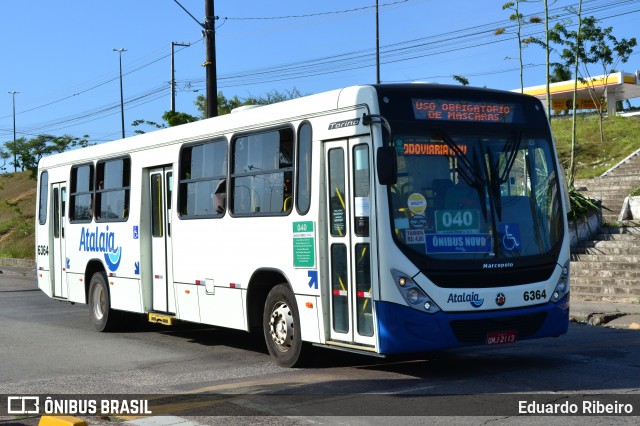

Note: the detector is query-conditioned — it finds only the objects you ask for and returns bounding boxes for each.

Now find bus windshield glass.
[390,130,563,260]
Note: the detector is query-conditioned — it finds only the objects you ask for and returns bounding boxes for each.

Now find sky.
[1,0,639,145]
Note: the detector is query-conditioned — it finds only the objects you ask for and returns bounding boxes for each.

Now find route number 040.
[441,211,474,228]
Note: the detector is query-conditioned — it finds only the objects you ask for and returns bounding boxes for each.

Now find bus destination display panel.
[412,99,521,123]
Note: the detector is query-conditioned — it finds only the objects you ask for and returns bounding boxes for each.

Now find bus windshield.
[390,130,563,261]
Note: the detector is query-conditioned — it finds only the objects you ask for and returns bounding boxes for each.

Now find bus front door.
[324,138,377,348]
[149,167,175,314]
[51,182,67,299]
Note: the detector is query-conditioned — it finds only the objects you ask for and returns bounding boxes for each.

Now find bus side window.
[231,128,294,216]
[178,139,227,218]
[296,122,312,214]
[38,171,49,225]
[95,157,130,222]
[328,148,346,236]
[353,144,370,237]
[69,163,94,222]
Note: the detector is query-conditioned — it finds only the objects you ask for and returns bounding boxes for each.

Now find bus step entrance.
[148,312,174,326]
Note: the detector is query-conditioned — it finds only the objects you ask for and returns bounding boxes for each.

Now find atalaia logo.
[78,226,122,271]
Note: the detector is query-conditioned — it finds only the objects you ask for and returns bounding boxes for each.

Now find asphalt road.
[1,269,639,425]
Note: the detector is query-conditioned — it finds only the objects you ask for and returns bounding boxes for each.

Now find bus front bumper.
[376,293,570,354]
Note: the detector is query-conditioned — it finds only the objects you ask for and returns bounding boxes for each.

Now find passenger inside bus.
[214,179,226,214]
[282,173,292,212]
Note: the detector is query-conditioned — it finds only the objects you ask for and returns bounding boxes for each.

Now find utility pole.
[171,42,191,112]
[113,48,127,139]
[171,0,218,117]
[8,91,19,172]
[205,0,218,117]
[376,0,380,84]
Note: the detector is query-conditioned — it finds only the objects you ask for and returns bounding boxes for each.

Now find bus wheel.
[89,271,118,332]
[263,284,304,367]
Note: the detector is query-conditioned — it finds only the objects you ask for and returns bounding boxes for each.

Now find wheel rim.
[92,283,106,321]
[268,301,294,352]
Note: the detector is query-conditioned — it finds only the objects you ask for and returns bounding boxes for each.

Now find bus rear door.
[148,166,175,314]
[51,182,68,299]
[324,138,377,349]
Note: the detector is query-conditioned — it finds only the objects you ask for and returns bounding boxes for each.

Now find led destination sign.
[413,99,518,123]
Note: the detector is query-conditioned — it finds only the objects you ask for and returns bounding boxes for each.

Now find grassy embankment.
[0,172,36,259]
[553,114,640,179]
[1,114,639,259]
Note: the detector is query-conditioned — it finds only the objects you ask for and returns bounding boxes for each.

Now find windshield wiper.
[436,130,488,221]
[436,130,484,187]
[494,133,523,222]
[499,133,522,185]
[486,146,502,221]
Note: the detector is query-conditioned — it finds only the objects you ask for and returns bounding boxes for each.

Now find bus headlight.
[551,260,570,302]
[391,269,441,314]
[407,288,420,304]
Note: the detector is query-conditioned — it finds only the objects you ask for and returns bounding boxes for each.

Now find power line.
[0,37,202,121]
[220,0,410,20]
[4,0,637,138]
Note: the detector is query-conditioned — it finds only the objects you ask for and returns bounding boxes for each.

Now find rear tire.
[88,271,120,332]
[263,284,304,367]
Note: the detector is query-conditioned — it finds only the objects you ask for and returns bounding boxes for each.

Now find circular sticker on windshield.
[407,193,427,214]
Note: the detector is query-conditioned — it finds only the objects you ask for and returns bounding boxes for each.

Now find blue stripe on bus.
[376,294,570,354]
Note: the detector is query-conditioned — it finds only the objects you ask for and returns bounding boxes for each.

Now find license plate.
[486,330,518,345]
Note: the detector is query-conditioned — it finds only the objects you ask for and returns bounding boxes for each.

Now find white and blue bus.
[35,84,570,367]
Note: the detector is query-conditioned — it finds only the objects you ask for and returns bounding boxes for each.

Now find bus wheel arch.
[246,268,292,333]
[84,259,107,303]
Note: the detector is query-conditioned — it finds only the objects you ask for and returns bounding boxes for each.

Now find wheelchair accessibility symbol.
[500,224,521,252]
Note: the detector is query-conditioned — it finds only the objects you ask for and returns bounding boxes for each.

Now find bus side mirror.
[377,146,397,185]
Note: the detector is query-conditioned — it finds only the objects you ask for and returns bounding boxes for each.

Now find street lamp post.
[113,48,127,139]
[8,91,19,172]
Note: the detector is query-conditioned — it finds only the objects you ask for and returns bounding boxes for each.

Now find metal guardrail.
[600,147,640,177]
[0,257,36,269]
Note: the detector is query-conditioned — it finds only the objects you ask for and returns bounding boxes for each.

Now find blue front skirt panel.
[376,294,569,354]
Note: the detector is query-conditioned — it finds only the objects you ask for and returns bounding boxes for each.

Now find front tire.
[263,284,304,367]
[88,271,119,332]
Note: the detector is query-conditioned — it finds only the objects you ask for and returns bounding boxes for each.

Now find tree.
[1,137,26,172]
[0,143,15,172]
[132,88,306,135]
[28,134,91,176]
[496,1,541,93]
[162,110,199,127]
[547,1,583,185]
[568,1,584,186]
[1,134,91,177]
[542,0,551,118]
[549,63,572,83]
[132,110,199,135]
[195,92,247,117]
[551,15,636,145]
[452,75,470,86]
[195,88,306,118]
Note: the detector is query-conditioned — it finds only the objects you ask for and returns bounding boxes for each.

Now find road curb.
[38,416,87,426]
[121,416,204,425]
